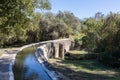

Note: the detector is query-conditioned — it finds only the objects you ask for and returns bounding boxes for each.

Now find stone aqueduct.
[34,38,74,80]
[9,38,74,80]
[35,38,74,60]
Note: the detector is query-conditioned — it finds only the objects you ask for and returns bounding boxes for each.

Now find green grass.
[62,50,120,80]
[68,50,97,60]
[64,60,119,75]
[0,53,2,56]
[0,50,4,56]
[69,50,88,54]
[50,59,120,80]
[1,47,20,50]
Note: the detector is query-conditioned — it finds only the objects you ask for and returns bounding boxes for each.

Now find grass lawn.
[49,50,120,80]
[49,59,120,80]
[0,50,4,56]
[0,53,2,56]
[1,47,20,50]
[69,50,88,54]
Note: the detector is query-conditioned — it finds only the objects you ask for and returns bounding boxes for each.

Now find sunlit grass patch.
[63,60,118,76]
[0,53,2,56]
[68,50,97,60]
[1,47,20,50]
[49,59,120,80]
[0,50,4,56]
[69,50,88,54]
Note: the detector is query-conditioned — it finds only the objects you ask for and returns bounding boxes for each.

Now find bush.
[74,38,82,46]
[98,50,120,68]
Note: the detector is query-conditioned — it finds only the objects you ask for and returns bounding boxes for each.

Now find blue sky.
[50,0,120,19]
[36,0,120,19]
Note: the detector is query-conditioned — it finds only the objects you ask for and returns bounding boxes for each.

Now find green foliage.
[73,33,85,46]
[82,15,104,50]
[39,11,82,41]
[56,11,81,35]
[99,51,120,68]
[0,0,82,47]
[0,0,51,47]
[82,12,120,68]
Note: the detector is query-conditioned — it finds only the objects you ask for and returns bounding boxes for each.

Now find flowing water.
[13,45,52,80]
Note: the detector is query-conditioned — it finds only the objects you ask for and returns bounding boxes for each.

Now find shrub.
[98,50,120,68]
[74,38,82,46]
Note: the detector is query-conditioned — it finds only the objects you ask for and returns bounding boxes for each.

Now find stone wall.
[36,38,74,60]
[11,38,74,80]
[35,38,73,80]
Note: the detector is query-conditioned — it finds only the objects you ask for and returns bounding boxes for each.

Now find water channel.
[13,45,52,80]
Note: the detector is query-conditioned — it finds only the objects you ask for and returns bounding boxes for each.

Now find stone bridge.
[0,38,74,80]
[35,38,74,60]
[35,38,74,80]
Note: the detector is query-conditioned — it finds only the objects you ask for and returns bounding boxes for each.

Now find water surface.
[13,46,52,80]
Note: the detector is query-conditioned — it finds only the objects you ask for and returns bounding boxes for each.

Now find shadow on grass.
[66,52,97,60]
[52,59,120,80]
[63,60,108,71]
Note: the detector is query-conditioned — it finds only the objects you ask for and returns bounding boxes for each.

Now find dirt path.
[0,50,18,80]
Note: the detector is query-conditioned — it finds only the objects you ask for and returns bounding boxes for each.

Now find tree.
[0,0,51,47]
[56,11,81,35]
[82,17,104,50]
[82,12,120,68]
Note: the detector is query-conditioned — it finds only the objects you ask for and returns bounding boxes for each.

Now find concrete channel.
[0,38,73,80]
[0,39,71,80]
